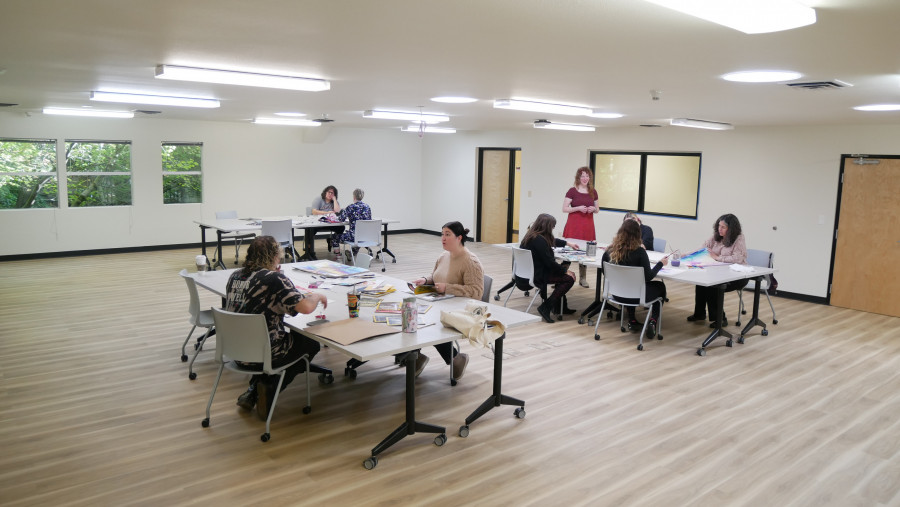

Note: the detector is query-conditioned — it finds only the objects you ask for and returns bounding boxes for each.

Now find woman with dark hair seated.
[410,221,484,380]
[519,213,579,323]
[601,219,668,338]
[226,236,328,420]
[307,185,345,259]
[687,213,748,327]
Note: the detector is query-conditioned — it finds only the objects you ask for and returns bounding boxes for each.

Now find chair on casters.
[735,249,778,326]
[592,262,664,351]
[203,308,312,442]
[261,219,298,262]
[213,211,255,265]
[179,269,215,380]
[503,248,546,314]
[494,246,529,301]
[344,219,386,272]
[653,237,667,253]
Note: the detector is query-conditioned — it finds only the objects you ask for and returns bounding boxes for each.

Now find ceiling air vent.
[0,103,19,107]
[786,80,851,91]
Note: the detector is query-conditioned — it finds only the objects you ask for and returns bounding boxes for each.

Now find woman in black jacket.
[519,213,578,323]
[601,219,668,337]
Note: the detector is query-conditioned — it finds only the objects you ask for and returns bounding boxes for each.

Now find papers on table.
[293,260,369,278]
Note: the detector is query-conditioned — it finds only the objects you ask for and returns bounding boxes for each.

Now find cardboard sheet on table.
[303,317,398,345]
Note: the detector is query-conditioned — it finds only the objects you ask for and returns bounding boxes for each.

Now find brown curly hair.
[573,166,595,196]
[607,220,642,264]
[242,236,281,274]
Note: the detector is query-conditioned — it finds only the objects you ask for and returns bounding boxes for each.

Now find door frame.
[475,147,520,243]
[826,153,900,305]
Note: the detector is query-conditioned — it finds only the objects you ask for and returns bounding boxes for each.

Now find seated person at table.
[410,221,484,380]
[601,220,668,337]
[307,185,345,258]
[519,213,579,323]
[623,212,654,251]
[687,213,748,327]
[227,236,328,420]
[334,188,372,261]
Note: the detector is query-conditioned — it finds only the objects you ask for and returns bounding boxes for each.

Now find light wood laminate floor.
[1,234,898,506]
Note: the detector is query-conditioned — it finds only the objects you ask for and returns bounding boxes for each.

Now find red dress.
[562,187,598,241]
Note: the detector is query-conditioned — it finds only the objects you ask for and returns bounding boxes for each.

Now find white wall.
[419,124,900,299]
[0,113,423,255]
[4,111,899,299]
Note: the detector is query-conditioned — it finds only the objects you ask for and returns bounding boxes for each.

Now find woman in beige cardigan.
[410,221,484,381]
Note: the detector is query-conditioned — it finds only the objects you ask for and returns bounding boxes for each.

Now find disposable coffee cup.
[195,254,208,272]
[305,206,313,216]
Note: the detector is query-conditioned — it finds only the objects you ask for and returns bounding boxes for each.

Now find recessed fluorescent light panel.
[722,70,802,83]
[533,120,596,132]
[430,96,478,104]
[495,99,592,116]
[155,65,330,92]
[43,107,134,119]
[670,118,734,130]
[363,110,449,123]
[853,104,900,112]
[643,0,816,34]
[253,118,321,126]
[588,110,625,119]
[400,125,456,134]
[274,111,307,117]
[91,91,220,108]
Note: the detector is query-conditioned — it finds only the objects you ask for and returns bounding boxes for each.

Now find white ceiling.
[2,0,899,131]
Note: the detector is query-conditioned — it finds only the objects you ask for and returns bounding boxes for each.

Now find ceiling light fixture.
[533,120,596,132]
[253,117,321,126]
[642,0,816,34]
[43,107,134,119]
[496,99,592,116]
[430,96,478,104]
[274,111,307,117]
[670,118,734,130]
[588,110,625,119]
[853,104,900,112]
[400,125,456,134]
[155,65,330,91]
[91,91,219,108]
[723,70,802,83]
[363,110,449,123]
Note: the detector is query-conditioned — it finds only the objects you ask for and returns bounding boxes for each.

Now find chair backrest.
[354,219,382,245]
[747,248,774,269]
[179,269,202,323]
[603,262,647,303]
[511,247,536,285]
[354,252,373,268]
[482,274,493,303]
[215,210,238,219]
[211,308,274,372]
[653,237,667,253]
[261,219,293,245]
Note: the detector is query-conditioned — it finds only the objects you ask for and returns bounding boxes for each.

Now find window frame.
[161,141,203,205]
[65,139,133,208]
[0,137,59,209]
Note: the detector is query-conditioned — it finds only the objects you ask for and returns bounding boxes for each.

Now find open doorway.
[476,148,521,243]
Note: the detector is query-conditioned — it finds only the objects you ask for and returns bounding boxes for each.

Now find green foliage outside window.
[66,141,132,207]
[0,139,58,209]
[162,143,202,204]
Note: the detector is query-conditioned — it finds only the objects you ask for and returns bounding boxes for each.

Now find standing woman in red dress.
[562,166,599,287]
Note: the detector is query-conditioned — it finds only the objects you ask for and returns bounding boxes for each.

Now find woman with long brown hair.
[520,213,578,323]
[601,219,668,337]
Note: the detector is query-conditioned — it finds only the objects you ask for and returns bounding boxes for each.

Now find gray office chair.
[261,219,298,262]
[179,269,215,380]
[735,249,778,326]
[593,262,664,351]
[653,237,667,253]
[344,219,385,272]
[203,308,312,442]
[213,210,255,265]
[482,274,493,303]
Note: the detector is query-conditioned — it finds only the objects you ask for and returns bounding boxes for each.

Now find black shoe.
[255,379,276,421]
[686,314,706,322]
[537,303,555,324]
[647,319,657,339]
[561,306,577,315]
[710,316,728,328]
[236,387,257,411]
[627,319,640,332]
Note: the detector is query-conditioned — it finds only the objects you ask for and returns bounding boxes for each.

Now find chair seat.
[197,309,215,327]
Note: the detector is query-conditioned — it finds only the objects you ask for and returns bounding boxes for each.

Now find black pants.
[694,279,748,320]
[434,342,458,364]
[541,272,575,309]
[618,280,667,320]
[303,225,345,255]
[247,330,321,390]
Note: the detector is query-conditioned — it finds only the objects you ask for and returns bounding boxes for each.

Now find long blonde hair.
[607,220,642,263]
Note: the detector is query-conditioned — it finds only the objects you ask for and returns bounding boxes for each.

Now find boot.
[537,300,555,323]
[578,264,589,288]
